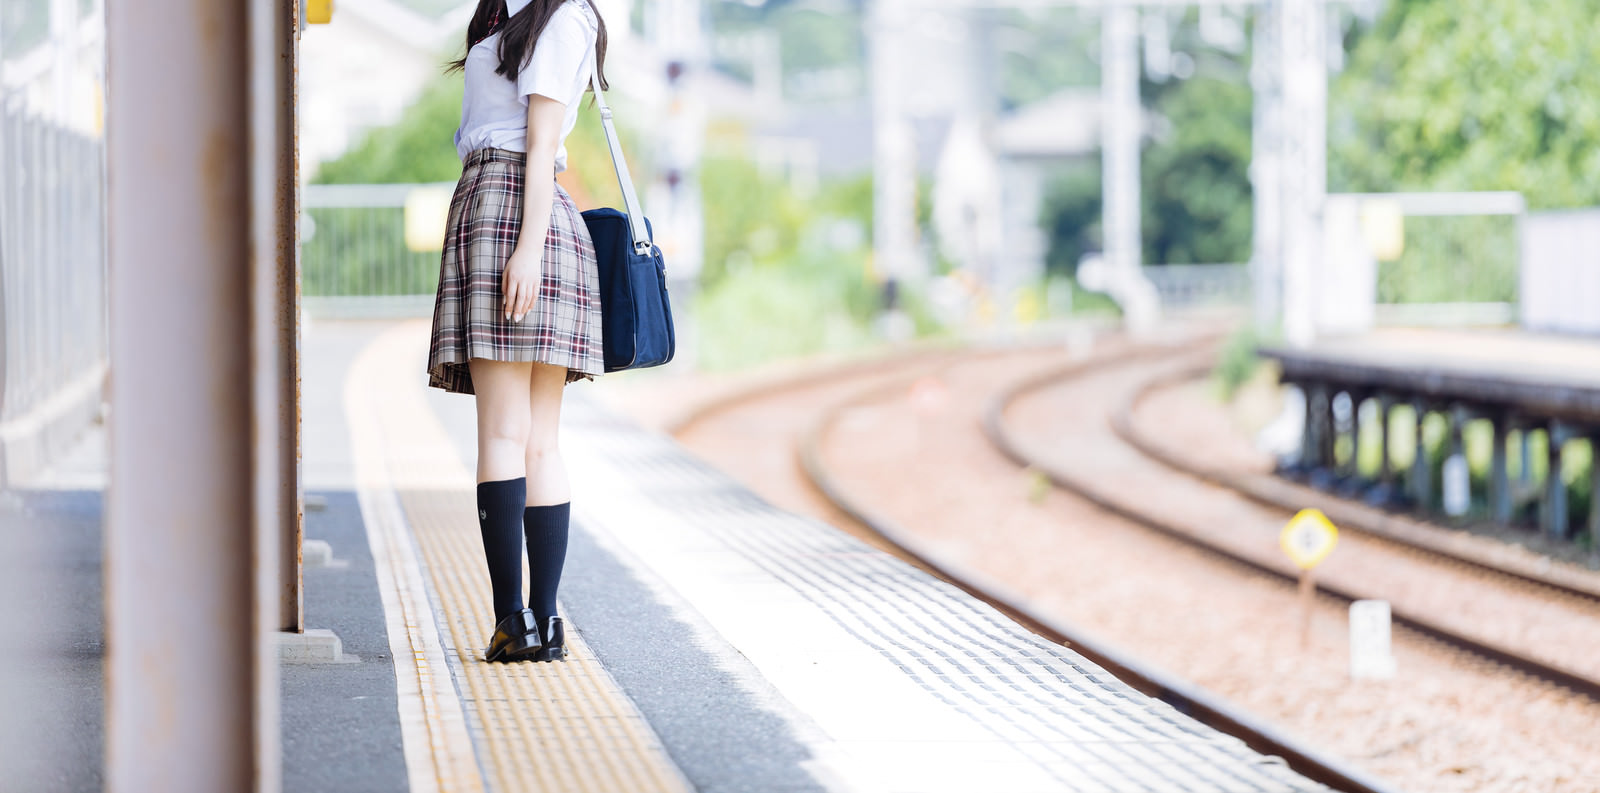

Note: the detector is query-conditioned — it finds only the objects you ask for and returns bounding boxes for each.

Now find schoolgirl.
[427,0,608,662]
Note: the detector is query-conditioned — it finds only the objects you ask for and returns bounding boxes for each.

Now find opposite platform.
[344,319,1326,793]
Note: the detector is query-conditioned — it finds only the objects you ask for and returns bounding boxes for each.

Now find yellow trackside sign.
[307,0,334,24]
[1280,508,1339,570]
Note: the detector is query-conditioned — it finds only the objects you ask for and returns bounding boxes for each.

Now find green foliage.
[999,8,1100,107]
[314,76,466,185]
[302,208,439,297]
[306,65,635,297]
[1377,215,1518,303]
[312,69,628,193]
[1330,0,1600,209]
[1142,76,1254,265]
[695,150,890,370]
[1212,325,1262,401]
[773,6,862,75]
[700,150,872,286]
[1039,161,1101,276]
[1037,14,1254,272]
[693,247,880,371]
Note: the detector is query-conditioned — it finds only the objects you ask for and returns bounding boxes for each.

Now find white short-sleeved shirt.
[454,0,598,172]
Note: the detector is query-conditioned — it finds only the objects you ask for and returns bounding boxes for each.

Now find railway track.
[668,328,1600,793]
[986,345,1600,701]
[1112,365,1600,604]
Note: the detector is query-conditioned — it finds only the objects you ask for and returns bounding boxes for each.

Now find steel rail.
[1112,364,1600,604]
[787,340,1403,793]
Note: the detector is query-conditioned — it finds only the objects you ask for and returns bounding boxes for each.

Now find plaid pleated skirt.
[427,147,605,394]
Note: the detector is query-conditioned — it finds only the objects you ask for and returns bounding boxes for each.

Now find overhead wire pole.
[1100,4,1142,292]
[875,0,1319,343]
[1276,0,1326,346]
[870,0,919,314]
[1250,0,1283,333]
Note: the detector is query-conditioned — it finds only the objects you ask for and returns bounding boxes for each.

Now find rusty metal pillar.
[106,1,294,790]
[258,0,303,635]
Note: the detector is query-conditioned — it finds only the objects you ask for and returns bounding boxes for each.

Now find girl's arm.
[502,94,568,322]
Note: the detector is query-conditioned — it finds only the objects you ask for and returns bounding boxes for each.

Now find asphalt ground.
[0,489,104,793]
[425,380,835,793]
[282,489,408,793]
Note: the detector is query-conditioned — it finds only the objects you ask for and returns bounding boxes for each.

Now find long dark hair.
[447,0,608,93]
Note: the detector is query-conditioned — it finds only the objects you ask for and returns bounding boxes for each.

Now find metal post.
[1377,395,1393,483]
[1588,435,1600,548]
[1303,384,1326,469]
[1276,0,1326,347]
[1338,392,1360,478]
[1520,428,1532,487]
[870,0,918,296]
[1445,406,1468,516]
[1250,0,1282,333]
[1544,423,1569,539]
[1102,5,1141,281]
[1410,400,1430,508]
[106,1,285,790]
[259,0,303,636]
[1294,381,1314,470]
[1490,415,1511,524]
[1318,388,1336,470]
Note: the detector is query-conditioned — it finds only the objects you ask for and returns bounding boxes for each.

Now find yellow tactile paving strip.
[401,488,695,793]
[347,321,693,793]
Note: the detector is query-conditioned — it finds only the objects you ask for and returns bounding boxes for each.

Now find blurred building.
[297,0,473,171]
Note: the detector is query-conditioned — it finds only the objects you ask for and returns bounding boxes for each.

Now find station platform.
[1262,326,1600,422]
[5,318,1328,792]
[305,318,1326,793]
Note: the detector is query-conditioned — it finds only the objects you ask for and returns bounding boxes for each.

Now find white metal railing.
[300,181,453,317]
[1336,191,1524,319]
[0,99,107,439]
[1143,262,1252,309]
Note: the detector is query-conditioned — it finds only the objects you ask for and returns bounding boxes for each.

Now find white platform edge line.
[347,330,486,793]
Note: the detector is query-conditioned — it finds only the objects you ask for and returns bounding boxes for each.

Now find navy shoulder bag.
[581,47,675,373]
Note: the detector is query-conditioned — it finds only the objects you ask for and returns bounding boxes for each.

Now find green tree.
[1141,75,1254,264]
[1327,0,1600,302]
[313,76,466,185]
[1330,0,1600,208]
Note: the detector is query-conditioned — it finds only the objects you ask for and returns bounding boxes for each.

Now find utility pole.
[1101,4,1141,281]
[1250,0,1283,333]
[870,0,919,309]
[654,0,705,284]
[1276,0,1326,346]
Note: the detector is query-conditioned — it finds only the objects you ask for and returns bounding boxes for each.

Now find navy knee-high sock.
[523,502,570,626]
[477,478,527,623]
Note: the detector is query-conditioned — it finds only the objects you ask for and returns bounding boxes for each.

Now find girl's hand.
[502,244,543,322]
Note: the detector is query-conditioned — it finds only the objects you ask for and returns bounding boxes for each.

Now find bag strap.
[587,40,653,255]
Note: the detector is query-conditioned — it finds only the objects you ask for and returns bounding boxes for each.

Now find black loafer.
[527,616,566,663]
[484,608,540,663]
